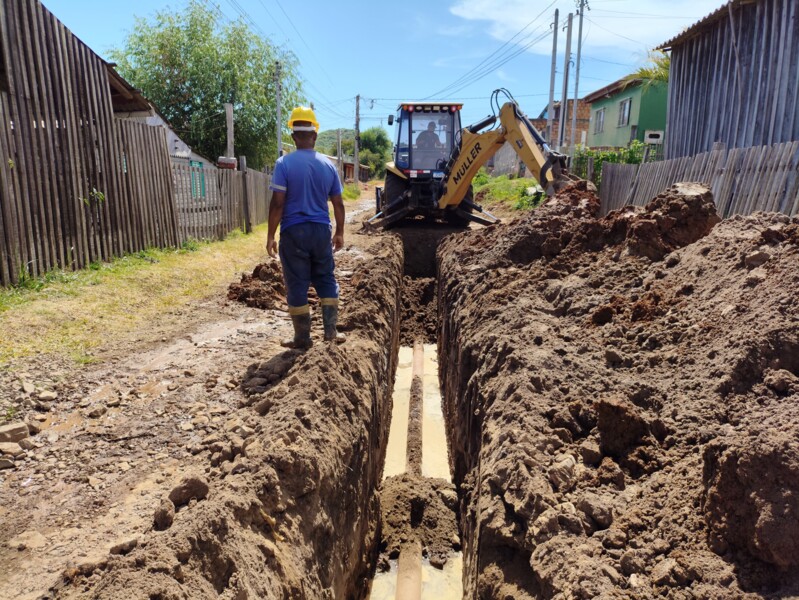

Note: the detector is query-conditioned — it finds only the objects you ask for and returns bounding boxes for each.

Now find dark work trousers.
[279,221,339,308]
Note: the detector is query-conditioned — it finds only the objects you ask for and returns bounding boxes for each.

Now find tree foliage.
[357,127,392,178]
[317,127,391,178]
[316,129,354,156]
[110,1,303,169]
[625,51,670,90]
[571,140,654,188]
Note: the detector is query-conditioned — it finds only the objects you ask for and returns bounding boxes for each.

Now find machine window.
[411,113,452,171]
[396,114,410,169]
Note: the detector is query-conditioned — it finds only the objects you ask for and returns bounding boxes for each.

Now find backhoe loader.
[370,89,580,228]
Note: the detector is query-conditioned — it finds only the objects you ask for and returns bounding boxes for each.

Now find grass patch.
[0,225,269,364]
[3,406,18,422]
[473,173,544,210]
[342,183,361,200]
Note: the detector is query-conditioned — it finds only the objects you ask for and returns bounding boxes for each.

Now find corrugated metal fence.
[0,0,269,286]
[600,141,799,217]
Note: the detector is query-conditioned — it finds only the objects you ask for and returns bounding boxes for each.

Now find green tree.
[625,51,670,90]
[359,127,391,155]
[340,138,355,157]
[358,127,392,178]
[110,0,303,169]
[317,129,354,156]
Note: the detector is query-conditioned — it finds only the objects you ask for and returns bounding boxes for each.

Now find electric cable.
[423,0,557,99]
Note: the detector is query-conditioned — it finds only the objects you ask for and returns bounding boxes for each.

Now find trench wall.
[54,238,404,599]
[437,185,799,598]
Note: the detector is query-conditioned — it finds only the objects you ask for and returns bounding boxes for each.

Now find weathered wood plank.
[7,0,46,276]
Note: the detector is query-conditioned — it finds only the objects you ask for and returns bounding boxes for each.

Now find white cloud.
[437,23,473,36]
[496,69,515,82]
[449,0,725,60]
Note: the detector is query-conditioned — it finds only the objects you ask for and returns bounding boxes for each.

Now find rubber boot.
[321,303,346,343]
[281,312,312,350]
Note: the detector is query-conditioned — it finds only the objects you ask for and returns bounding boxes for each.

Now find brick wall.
[531,99,590,149]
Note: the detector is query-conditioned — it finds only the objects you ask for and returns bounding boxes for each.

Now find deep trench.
[364,224,468,599]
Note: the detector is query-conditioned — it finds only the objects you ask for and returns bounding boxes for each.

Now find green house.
[584,78,667,149]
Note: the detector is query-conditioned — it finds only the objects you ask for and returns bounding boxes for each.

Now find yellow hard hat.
[287,106,319,132]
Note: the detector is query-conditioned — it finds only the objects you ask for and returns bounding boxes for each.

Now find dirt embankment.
[438,181,799,598]
[42,236,403,599]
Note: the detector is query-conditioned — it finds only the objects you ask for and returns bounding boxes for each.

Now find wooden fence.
[173,165,270,242]
[0,0,269,286]
[663,0,799,159]
[600,141,799,217]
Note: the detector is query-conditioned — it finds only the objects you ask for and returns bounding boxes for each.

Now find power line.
[591,8,702,18]
[252,0,283,34]
[367,92,550,102]
[584,16,649,47]
[583,55,636,67]
[210,0,345,122]
[423,0,557,99]
[437,29,552,99]
[268,0,337,87]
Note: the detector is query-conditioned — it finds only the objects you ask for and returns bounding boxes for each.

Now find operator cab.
[391,102,463,176]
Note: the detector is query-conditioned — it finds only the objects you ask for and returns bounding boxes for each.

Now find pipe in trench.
[395,341,425,600]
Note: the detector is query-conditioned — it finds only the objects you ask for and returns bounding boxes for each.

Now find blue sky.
[44,0,723,134]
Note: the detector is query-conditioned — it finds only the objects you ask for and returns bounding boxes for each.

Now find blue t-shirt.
[269,150,343,231]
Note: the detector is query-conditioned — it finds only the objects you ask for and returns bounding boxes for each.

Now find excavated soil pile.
[52,238,404,599]
[438,181,799,599]
[227,261,292,310]
[379,474,460,569]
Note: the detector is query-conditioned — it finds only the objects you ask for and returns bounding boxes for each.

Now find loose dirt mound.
[227,261,288,310]
[439,182,799,598]
[50,238,404,599]
[379,474,460,569]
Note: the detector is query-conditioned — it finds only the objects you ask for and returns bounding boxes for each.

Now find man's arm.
[330,194,345,252]
[266,191,285,258]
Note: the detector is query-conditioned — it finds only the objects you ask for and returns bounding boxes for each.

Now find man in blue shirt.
[267,107,346,349]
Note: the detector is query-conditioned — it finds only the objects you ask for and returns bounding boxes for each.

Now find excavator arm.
[438,99,578,211]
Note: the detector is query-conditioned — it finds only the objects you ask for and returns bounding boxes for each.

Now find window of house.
[618,98,631,127]
[594,108,605,134]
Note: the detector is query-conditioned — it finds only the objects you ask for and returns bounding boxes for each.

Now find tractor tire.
[382,171,408,218]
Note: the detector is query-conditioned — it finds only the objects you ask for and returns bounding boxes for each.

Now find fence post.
[587,156,594,182]
[239,156,252,234]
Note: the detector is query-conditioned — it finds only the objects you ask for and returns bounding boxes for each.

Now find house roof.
[657,0,743,50]
[105,63,152,114]
[583,77,641,104]
[535,98,589,119]
[320,154,369,170]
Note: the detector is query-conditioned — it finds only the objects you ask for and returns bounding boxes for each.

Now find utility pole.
[224,103,234,158]
[558,13,573,152]
[336,129,343,180]
[571,0,587,150]
[547,9,559,145]
[354,94,360,184]
[275,61,282,157]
